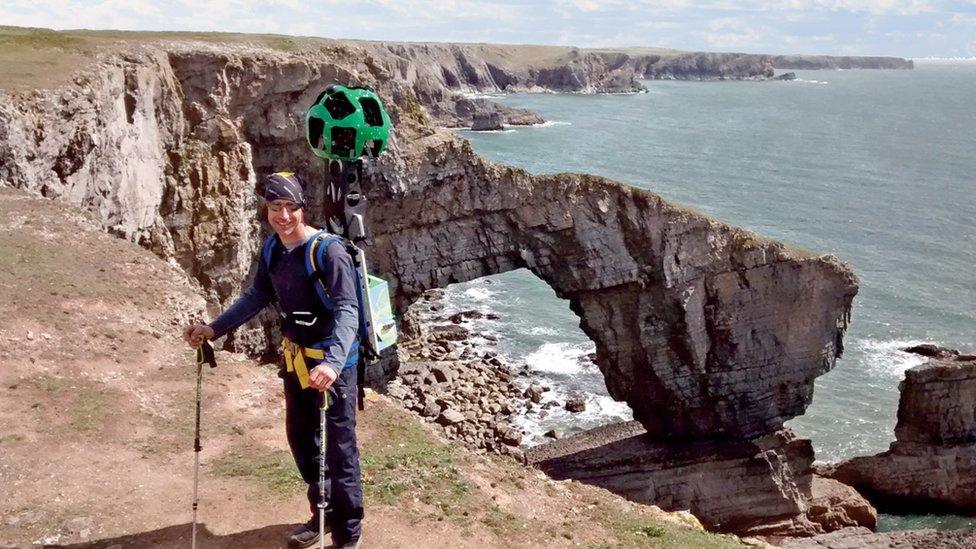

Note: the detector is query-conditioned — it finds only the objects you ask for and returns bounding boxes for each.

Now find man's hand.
[308,364,338,391]
[183,324,215,349]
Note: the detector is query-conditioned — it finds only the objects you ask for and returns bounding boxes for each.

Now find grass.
[68,384,110,431]
[360,404,471,515]
[22,375,114,434]
[0,433,26,445]
[0,27,86,50]
[0,26,324,92]
[211,444,305,496]
[0,27,96,92]
[587,506,745,549]
[479,504,525,538]
[397,88,431,127]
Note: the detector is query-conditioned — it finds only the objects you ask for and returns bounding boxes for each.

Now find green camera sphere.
[306,85,392,161]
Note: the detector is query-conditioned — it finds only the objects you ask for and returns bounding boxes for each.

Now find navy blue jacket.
[209,233,359,375]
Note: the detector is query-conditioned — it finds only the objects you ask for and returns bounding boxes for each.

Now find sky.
[3,0,976,58]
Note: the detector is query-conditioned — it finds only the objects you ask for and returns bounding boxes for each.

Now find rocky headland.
[772,55,914,70]
[0,27,950,543]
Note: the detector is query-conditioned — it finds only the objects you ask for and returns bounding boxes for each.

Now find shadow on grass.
[50,522,307,548]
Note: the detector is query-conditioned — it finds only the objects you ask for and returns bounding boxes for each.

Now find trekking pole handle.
[197,340,217,369]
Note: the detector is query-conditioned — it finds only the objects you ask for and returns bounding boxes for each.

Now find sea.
[441,61,976,531]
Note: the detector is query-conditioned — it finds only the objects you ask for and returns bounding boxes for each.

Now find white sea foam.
[458,127,517,134]
[531,120,572,127]
[528,326,559,336]
[514,390,634,446]
[462,91,508,99]
[589,394,633,419]
[793,78,829,85]
[857,338,931,377]
[525,341,595,375]
[462,287,495,301]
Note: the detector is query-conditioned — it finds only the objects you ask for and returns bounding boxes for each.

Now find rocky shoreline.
[388,289,604,460]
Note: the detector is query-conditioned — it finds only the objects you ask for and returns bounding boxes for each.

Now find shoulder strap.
[261,234,278,271]
[305,230,346,310]
[307,230,370,411]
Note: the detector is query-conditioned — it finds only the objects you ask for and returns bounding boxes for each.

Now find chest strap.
[282,337,325,390]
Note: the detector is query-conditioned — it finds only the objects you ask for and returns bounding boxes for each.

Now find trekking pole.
[319,390,331,549]
[192,340,217,549]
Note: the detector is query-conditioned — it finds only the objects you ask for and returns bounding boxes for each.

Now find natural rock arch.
[365,132,856,440]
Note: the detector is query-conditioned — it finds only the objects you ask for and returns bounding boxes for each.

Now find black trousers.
[282,364,363,544]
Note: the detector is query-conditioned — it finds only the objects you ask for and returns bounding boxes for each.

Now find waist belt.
[282,337,324,390]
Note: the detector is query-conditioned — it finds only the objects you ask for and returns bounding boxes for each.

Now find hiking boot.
[288,518,329,548]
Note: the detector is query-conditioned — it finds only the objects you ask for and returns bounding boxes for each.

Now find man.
[183,172,363,548]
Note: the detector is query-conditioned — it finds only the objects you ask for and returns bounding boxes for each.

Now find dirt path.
[0,188,743,549]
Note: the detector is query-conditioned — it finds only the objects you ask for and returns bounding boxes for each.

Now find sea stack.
[818,353,976,514]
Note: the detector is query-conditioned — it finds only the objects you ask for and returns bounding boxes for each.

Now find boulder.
[471,112,504,131]
[431,364,455,383]
[902,343,961,359]
[495,425,523,446]
[435,409,465,426]
[524,384,543,404]
[429,324,470,342]
[804,476,877,532]
[565,396,586,413]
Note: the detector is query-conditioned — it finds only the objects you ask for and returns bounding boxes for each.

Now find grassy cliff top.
[0,25,689,92]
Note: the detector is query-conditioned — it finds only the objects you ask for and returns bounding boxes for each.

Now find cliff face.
[360,43,641,127]
[630,52,775,80]
[772,55,914,70]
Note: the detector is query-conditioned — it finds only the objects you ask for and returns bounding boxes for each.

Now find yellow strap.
[282,337,325,389]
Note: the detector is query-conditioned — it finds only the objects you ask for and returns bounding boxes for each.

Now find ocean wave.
[525,341,595,375]
[856,338,931,377]
[462,92,508,99]
[462,287,495,301]
[531,120,572,127]
[793,78,829,85]
[464,128,517,134]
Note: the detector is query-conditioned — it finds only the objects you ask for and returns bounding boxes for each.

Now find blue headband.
[264,172,306,207]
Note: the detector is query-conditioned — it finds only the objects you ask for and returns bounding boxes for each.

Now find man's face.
[267,199,304,238]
